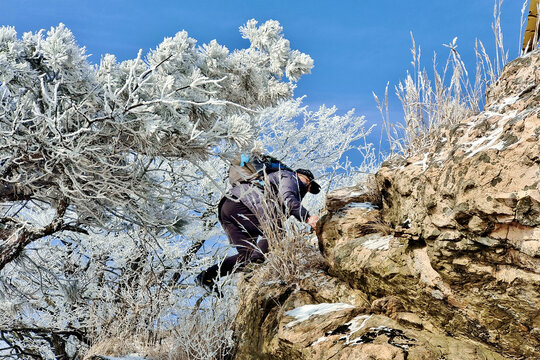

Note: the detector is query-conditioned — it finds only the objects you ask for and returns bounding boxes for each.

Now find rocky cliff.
[233,51,540,359]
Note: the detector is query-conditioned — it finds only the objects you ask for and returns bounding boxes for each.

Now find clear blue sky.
[2,0,527,146]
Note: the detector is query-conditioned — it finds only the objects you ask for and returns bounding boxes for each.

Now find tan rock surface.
[234,269,506,360]
[369,49,540,358]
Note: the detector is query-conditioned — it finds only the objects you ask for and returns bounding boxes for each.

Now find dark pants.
[205,197,267,279]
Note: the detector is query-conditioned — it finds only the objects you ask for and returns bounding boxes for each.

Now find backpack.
[228,153,292,186]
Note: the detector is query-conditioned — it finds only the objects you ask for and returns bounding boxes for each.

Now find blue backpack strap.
[240,153,250,167]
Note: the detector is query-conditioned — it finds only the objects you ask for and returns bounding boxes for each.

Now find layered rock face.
[233,52,540,359]
[374,51,540,356]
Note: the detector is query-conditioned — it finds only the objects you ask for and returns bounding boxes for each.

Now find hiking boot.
[238,257,266,273]
[238,258,268,282]
[195,270,223,297]
[251,257,266,265]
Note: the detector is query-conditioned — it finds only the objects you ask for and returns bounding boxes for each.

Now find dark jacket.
[228,170,310,223]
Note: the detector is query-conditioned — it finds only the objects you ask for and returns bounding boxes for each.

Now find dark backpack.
[228,153,292,186]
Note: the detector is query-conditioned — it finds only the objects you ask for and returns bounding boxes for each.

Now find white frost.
[0,82,10,100]
[362,235,392,251]
[285,303,355,328]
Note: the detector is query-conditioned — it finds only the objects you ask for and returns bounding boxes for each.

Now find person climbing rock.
[196,165,320,294]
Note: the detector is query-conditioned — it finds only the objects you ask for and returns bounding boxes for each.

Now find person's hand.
[307,215,320,230]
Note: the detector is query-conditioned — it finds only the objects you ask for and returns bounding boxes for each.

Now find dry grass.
[83,337,160,359]
[251,187,327,286]
[375,0,509,157]
[261,226,326,285]
[366,219,394,236]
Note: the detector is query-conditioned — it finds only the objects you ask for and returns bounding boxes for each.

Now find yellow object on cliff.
[523,0,540,53]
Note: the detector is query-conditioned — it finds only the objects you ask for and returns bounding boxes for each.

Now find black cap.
[295,169,321,194]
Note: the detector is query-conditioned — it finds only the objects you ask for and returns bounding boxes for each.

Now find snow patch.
[431,289,444,300]
[487,96,519,112]
[310,314,372,347]
[311,335,328,346]
[482,111,503,117]
[362,235,392,251]
[285,303,355,328]
[99,355,147,360]
[341,314,372,344]
[464,126,505,158]
[343,202,378,210]
[501,96,519,106]
[411,153,428,172]
[402,218,411,228]
[349,326,415,349]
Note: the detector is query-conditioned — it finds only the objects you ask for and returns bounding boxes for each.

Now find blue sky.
[2,0,527,147]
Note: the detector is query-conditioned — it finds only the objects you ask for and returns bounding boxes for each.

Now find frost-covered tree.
[0,20,314,269]
[0,21,373,359]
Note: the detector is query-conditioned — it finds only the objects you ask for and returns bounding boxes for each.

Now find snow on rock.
[324,180,378,212]
[310,314,372,346]
[97,355,148,360]
[486,95,519,112]
[341,314,372,344]
[234,48,540,360]
[362,235,392,251]
[464,126,504,158]
[374,50,540,358]
[342,202,378,210]
[285,303,355,328]
[411,153,429,172]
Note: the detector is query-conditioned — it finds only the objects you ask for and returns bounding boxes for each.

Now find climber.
[195,167,320,294]
[523,0,540,53]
